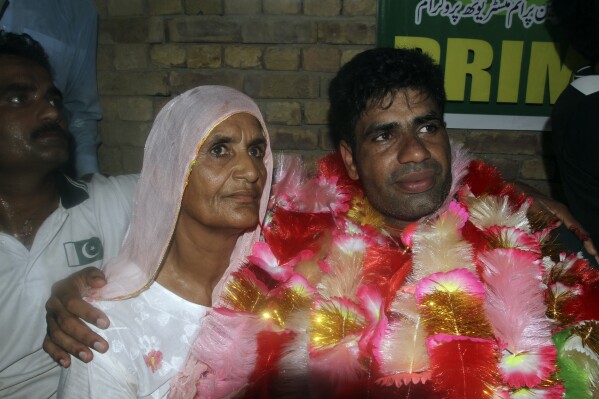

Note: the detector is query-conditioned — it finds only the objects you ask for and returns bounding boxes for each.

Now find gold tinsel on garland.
[485,230,521,250]
[222,274,268,313]
[346,195,386,229]
[540,235,563,263]
[420,290,494,338]
[310,300,367,350]
[548,258,586,288]
[262,287,313,328]
[527,207,563,261]
[223,274,314,328]
[545,287,578,325]
[572,321,599,357]
[528,206,556,234]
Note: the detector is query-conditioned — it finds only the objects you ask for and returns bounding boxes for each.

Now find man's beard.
[384,159,452,222]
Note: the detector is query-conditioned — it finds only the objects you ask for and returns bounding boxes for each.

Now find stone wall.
[94,0,560,197]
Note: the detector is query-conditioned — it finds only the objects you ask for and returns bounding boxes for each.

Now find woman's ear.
[339,140,359,181]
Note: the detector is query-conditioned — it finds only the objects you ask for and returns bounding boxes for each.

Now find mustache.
[388,158,442,181]
[31,123,69,140]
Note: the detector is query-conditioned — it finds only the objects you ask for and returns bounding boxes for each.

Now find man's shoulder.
[88,173,138,188]
[67,174,138,234]
[571,75,599,96]
[85,174,138,203]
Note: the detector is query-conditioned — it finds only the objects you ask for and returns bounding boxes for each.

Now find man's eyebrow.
[0,83,63,100]
[0,83,36,95]
[363,121,401,138]
[413,111,443,126]
[361,111,444,139]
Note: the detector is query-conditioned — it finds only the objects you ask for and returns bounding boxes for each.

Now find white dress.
[58,282,207,399]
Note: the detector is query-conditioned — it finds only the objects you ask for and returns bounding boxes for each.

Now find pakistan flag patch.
[64,237,104,267]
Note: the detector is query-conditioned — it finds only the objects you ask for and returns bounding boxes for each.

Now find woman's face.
[180,112,268,232]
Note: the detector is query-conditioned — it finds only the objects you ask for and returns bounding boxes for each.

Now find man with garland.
[0,31,135,397]
[44,48,598,398]
[193,47,597,398]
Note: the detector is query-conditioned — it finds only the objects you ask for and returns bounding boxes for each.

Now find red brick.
[264,47,300,70]
[302,48,340,72]
[107,0,143,16]
[149,0,183,15]
[187,45,222,68]
[113,44,149,70]
[318,20,375,45]
[319,126,335,151]
[224,0,261,14]
[343,0,376,16]
[168,17,241,42]
[99,71,170,96]
[263,0,301,14]
[304,0,340,16]
[241,18,316,44]
[121,146,145,173]
[97,45,114,71]
[243,73,320,99]
[150,44,186,67]
[117,97,154,121]
[100,18,164,43]
[270,126,319,150]
[97,145,122,175]
[224,46,262,68]
[168,70,244,93]
[184,0,223,15]
[304,100,330,124]
[264,101,302,125]
[101,121,152,146]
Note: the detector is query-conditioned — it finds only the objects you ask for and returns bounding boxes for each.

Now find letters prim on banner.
[377,0,587,130]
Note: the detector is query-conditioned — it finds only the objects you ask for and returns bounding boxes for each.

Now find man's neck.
[0,170,61,249]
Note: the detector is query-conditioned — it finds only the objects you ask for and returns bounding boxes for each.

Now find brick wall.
[94,0,561,198]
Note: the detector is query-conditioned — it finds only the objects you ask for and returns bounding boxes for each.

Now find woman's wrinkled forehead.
[185,111,266,176]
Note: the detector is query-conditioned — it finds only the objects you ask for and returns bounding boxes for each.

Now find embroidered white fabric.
[58,283,207,399]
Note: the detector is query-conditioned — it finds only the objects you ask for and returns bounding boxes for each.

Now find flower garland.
[170,144,599,399]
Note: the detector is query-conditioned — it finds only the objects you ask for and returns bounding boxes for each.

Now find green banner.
[377,0,587,130]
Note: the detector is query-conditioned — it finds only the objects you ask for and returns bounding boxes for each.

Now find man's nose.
[38,98,64,125]
[396,133,431,164]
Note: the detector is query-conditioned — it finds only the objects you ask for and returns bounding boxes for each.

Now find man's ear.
[339,140,359,181]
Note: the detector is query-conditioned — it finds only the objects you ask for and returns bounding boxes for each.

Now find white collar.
[571,75,599,96]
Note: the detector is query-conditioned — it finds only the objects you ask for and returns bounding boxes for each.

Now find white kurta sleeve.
[58,351,137,399]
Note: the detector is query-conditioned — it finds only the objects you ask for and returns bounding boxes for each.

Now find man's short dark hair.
[0,30,52,75]
[550,0,599,64]
[328,47,446,150]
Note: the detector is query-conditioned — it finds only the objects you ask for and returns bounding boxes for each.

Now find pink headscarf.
[97,85,273,302]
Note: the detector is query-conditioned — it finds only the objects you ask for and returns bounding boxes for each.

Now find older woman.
[57,85,272,398]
